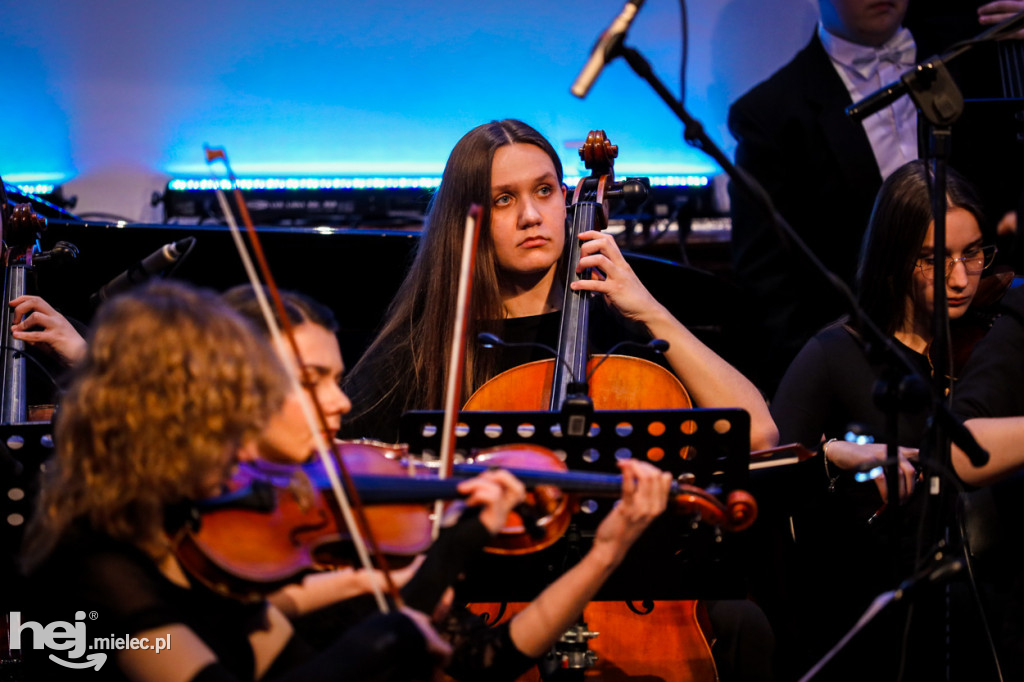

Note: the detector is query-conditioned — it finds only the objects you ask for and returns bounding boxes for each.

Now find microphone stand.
[842,16,1021,677]
[571,14,1021,676]
[845,9,1024,579]
[595,35,989,466]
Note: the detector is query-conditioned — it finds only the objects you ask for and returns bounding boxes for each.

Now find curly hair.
[22,281,289,567]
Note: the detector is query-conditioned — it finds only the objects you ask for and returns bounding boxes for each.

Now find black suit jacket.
[727,33,885,393]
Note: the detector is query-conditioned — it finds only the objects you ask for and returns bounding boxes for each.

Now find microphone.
[90,236,196,305]
[894,555,964,601]
[845,76,910,121]
[571,0,646,98]
[586,338,669,383]
[32,241,79,264]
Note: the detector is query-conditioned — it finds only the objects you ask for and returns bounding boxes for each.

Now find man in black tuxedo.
[729,0,1024,396]
[727,0,916,396]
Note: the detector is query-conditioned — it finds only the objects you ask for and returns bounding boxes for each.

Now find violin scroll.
[670,484,757,533]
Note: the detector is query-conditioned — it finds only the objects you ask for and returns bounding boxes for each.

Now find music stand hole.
[589,423,601,437]
[517,423,536,438]
[681,419,697,435]
[647,447,665,462]
[421,424,438,438]
[484,424,502,438]
[615,448,632,460]
[553,449,568,462]
[647,421,666,437]
[550,423,564,438]
[713,419,731,434]
[582,448,600,463]
[615,422,633,437]
[580,499,599,514]
[455,423,469,437]
[681,446,698,461]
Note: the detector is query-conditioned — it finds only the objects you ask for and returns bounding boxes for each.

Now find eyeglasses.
[915,245,997,280]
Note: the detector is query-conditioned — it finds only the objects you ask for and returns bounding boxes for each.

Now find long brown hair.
[21,281,289,569]
[343,120,564,431]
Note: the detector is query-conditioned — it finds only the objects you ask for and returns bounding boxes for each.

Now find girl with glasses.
[768,158,993,679]
[774,159,990,506]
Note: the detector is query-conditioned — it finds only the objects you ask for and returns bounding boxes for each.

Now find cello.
[462,131,719,681]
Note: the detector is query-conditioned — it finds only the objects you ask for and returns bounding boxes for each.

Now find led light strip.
[14,184,56,195]
[167,174,709,192]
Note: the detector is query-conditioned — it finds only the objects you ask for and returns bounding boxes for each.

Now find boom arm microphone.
[571,0,646,98]
[90,236,196,305]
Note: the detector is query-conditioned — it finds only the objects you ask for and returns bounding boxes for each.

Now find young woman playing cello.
[340,119,777,681]
[16,282,452,681]
[341,119,777,451]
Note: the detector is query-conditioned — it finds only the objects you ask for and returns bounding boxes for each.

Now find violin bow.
[204,146,398,611]
[434,204,483,538]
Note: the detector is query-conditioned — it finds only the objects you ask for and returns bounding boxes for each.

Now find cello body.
[465,600,717,682]
[464,356,691,412]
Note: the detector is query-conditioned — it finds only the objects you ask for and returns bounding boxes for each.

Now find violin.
[942,266,1015,380]
[174,440,435,602]
[174,440,754,601]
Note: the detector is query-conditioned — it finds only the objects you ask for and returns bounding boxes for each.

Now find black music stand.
[400,407,753,602]
[1,423,56,629]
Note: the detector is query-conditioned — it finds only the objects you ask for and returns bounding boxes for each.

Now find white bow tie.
[849,33,916,80]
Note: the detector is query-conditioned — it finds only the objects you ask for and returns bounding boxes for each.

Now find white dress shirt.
[819,23,919,180]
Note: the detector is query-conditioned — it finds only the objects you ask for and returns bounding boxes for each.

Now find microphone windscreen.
[649,338,670,353]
